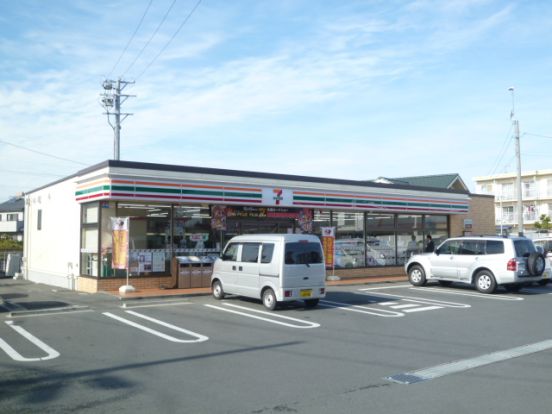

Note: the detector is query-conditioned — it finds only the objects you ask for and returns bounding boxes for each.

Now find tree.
[534,214,552,233]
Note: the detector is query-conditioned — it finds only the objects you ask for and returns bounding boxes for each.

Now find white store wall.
[24,178,81,289]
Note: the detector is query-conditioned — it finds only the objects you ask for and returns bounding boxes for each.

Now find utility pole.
[101,79,135,160]
[509,87,524,236]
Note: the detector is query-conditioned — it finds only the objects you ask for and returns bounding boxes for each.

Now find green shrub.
[0,239,23,251]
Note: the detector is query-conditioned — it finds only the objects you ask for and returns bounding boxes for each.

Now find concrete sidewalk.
[106,275,409,301]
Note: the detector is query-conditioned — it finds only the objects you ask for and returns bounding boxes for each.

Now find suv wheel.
[475,270,496,294]
[408,265,427,286]
[528,253,546,276]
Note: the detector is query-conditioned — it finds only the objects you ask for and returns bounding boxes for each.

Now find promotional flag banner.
[111,217,129,270]
[321,226,336,269]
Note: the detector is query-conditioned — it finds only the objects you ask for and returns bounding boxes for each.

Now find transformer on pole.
[101,79,135,160]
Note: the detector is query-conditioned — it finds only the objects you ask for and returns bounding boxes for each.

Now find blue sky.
[1,0,552,201]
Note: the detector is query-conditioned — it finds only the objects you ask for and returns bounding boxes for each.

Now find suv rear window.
[285,242,323,265]
[514,239,537,257]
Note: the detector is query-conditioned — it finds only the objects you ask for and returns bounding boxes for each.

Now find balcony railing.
[496,212,538,225]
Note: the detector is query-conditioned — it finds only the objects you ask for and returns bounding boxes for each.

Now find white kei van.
[211,234,326,310]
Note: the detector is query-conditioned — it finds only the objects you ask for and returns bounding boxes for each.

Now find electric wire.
[0,139,88,166]
[133,0,203,81]
[525,132,552,139]
[120,0,178,78]
[0,169,65,178]
[107,0,154,78]
[488,124,514,176]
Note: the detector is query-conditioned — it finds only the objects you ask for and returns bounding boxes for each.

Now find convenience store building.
[22,160,493,292]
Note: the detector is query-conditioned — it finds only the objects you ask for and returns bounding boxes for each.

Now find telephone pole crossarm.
[100,78,135,160]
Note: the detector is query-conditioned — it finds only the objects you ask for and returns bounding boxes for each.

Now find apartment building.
[474,170,552,234]
[0,196,24,241]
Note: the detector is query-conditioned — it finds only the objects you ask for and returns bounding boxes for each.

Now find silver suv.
[405,236,551,293]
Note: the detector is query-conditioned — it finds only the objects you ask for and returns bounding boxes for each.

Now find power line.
[0,169,65,178]
[488,124,513,176]
[108,0,154,78]
[525,132,552,139]
[133,0,203,81]
[0,139,88,166]
[121,0,178,78]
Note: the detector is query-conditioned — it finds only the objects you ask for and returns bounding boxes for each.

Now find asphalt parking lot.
[2,278,552,414]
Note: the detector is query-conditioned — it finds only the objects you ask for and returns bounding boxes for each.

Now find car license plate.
[300,289,312,298]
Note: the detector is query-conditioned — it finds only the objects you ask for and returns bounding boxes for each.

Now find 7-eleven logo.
[273,188,283,205]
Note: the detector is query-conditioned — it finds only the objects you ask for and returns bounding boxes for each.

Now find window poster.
[152,251,166,272]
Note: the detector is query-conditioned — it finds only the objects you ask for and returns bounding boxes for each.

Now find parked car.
[405,236,550,293]
[533,237,552,266]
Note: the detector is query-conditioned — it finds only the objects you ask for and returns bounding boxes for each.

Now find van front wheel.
[262,288,277,310]
[212,280,225,300]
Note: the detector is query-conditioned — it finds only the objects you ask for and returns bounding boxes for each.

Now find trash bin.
[175,256,192,288]
[188,256,203,288]
[200,255,216,287]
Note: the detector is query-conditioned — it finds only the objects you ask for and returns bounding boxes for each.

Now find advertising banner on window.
[321,226,335,269]
[111,217,129,270]
[211,205,227,230]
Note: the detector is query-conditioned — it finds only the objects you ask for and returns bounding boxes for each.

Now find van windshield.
[285,242,323,265]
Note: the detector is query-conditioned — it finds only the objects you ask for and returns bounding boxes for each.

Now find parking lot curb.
[118,291,211,302]
[7,304,90,318]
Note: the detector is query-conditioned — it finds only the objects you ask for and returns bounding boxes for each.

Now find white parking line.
[204,303,320,328]
[319,300,404,317]
[362,285,412,290]
[0,321,60,362]
[403,306,442,313]
[357,289,471,308]
[103,311,208,343]
[121,300,193,309]
[387,339,552,384]
[410,287,524,301]
[386,303,421,310]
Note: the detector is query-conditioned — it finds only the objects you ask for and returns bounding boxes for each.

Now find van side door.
[258,242,279,286]
[217,242,240,293]
[237,242,261,297]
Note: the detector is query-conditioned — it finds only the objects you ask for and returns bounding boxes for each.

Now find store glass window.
[397,214,423,264]
[312,210,331,236]
[423,215,448,250]
[80,202,100,277]
[366,214,396,266]
[335,211,364,269]
[173,205,217,254]
[81,227,99,276]
[116,203,172,277]
[99,201,120,278]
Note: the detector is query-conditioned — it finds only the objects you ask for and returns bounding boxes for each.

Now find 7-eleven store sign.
[263,188,291,206]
